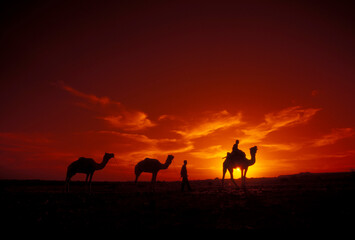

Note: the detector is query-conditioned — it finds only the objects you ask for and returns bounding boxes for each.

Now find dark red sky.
[1,0,354,181]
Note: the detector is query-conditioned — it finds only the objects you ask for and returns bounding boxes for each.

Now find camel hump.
[143,157,159,163]
[227,149,246,162]
[72,157,96,167]
[234,149,246,158]
[77,157,94,162]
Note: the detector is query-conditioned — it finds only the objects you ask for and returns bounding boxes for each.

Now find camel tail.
[134,164,142,183]
[134,164,139,175]
[65,169,70,181]
[221,161,227,187]
[65,164,75,182]
[65,167,71,192]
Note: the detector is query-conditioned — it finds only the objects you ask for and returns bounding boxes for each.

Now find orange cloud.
[56,81,155,131]
[242,106,321,143]
[312,128,354,147]
[97,131,194,161]
[260,143,301,151]
[55,81,113,106]
[98,130,176,145]
[276,150,355,163]
[254,127,354,152]
[190,145,228,159]
[174,110,243,139]
[101,112,155,131]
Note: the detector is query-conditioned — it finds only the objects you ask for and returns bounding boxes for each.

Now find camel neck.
[96,157,109,170]
[161,163,169,169]
[249,153,256,166]
[161,161,171,169]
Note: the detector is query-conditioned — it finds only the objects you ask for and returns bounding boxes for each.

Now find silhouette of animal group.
[65,143,258,192]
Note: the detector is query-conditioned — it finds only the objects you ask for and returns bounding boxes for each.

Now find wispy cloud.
[56,81,114,106]
[312,128,354,147]
[255,127,354,152]
[278,150,355,163]
[98,130,176,145]
[190,145,228,159]
[97,131,194,160]
[100,112,155,131]
[242,106,321,143]
[158,114,177,121]
[174,110,243,139]
[55,81,155,131]
[260,143,301,151]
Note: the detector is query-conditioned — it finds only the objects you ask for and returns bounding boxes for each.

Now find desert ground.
[1,172,354,233]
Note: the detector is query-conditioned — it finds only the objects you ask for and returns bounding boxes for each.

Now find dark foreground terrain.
[1,172,354,233]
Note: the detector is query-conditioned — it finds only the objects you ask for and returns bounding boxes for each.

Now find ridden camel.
[222,146,258,188]
[65,152,114,192]
[135,155,174,190]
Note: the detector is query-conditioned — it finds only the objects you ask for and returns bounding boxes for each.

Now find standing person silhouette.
[181,160,192,192]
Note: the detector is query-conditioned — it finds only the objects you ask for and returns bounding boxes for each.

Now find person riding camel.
[224,139,246,161]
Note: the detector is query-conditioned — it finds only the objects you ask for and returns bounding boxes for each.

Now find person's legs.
[186,178,192,191]
[181,178,185,192]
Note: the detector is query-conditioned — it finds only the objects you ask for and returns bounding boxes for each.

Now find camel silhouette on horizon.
[222,146,258,188]
[135,155,174,191]
[65,152,114,192]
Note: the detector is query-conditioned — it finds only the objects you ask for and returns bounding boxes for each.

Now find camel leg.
[151,172,157,192]
[135,171,141,184]
[65,177,70,193]
[65,172,74,193]
[228,168,238,189]
[88,173,93,193]
[240,168,244,186]
[222,165,227,188]
[242,167,248,187]
[84,173,91,192]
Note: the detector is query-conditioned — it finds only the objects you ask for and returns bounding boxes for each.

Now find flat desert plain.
[1,172,354,232]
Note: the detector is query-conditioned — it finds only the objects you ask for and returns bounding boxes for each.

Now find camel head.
[166,155,174,165]
[250,146,258,156]
[104,152,115,161]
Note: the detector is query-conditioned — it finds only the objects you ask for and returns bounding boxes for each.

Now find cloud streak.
[56,81,114,106]
[174,110,243,139]
[190,145,228,159]
[97,131,194,161]
[56,81,155,131]
[100,112,155,131]
[312,128,354,147]
[242,106,321,143]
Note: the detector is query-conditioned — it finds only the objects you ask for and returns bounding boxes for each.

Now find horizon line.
[1,171,352,182]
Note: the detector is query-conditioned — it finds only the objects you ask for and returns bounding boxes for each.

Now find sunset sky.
[1,0,354,181]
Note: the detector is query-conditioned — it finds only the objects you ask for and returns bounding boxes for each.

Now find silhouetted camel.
[135,155,174,191]
[65,152,114,192]
[222,146,258,188]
